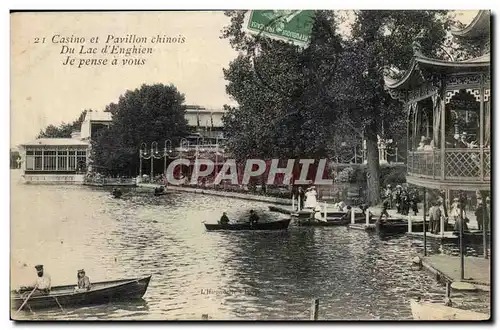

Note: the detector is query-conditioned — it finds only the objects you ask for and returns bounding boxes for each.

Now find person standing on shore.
[475,200,484,231]
[298,187,305,211]
[379,197,390,221]
[394,185,402,213]
[429,200,442,234]
[385,185,392,208]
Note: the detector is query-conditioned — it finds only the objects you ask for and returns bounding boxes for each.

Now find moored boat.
[376,219,455,234]
[11,275,151,311]
[204,218,291,231]
[410,299,489,320]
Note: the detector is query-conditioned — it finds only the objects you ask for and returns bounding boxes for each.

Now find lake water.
[10,173,490,320]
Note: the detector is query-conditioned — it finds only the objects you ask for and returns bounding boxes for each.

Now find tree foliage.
[37,110,89,138]
[221,10,457,204]
[91,84,189,175]
[10,150,20,169]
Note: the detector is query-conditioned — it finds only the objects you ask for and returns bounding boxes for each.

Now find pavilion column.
[440,89,446,180]
[55,149,58,171]
[41,148,44,171]
[479,81,485,181]
[66,148,69,170]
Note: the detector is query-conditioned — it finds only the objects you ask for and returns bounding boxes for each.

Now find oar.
[53,296,66,313]
[15,285,37,315]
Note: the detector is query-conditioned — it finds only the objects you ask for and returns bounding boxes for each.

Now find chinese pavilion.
[385,11,490,198]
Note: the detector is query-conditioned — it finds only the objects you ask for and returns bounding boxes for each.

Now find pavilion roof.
[384,52,490,91]
[451,10,490,39]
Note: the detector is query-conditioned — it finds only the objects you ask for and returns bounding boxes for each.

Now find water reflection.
[10,176,490,320]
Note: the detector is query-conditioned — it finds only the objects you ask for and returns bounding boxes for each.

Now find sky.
[10,10,479,147]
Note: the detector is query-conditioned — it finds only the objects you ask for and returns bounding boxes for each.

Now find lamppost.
[179,138,189,179]
[151,141,158,180]
[164,139,172,176]
[139,142,147,176]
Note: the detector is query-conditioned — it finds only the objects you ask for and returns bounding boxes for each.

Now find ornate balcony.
[406,148,490,190]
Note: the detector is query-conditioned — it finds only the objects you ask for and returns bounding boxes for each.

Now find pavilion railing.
[407,148,490,182]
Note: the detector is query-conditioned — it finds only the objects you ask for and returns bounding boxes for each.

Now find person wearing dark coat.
[219,212,230,225]
[249,210,260,225]
[298,187,305,211]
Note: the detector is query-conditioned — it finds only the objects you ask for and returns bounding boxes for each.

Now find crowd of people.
[382,184,490,234]
[382,184,420,217]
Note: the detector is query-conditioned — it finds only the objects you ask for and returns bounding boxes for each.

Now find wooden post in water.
[366,208,370,225]
[292,195,296,211]
[351,207,355,224]
[423,188,427,257]
[323,202,327,220]
[310,298,319,320]
[459,192,465,280]
[408,214,412,233]
[481,191,488,259]
[298,197,301,212]
[445,281,451,298]
[440,212,445,237]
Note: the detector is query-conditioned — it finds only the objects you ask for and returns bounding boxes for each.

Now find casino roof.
[20,138,89,147]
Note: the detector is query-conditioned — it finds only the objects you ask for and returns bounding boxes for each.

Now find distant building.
[185,105,225,141]
[18,106,226,183]
[18,110,109,184]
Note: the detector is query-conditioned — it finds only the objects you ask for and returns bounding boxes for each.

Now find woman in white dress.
[304,186,318,209]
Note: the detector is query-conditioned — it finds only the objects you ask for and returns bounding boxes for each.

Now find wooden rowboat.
[11,275,151,310]
[204,219,291,231]
[410,299,489,320]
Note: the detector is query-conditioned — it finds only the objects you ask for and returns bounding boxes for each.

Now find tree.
[10,150,20,169]
[221,10,457,204]
[91,84,189,175]
[221,11,344,162]
[336,10,454,204]
[37,110,89,138]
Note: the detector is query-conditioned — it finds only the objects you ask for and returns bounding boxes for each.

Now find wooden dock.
[421,254,490,287]
[407,231,490,244]
[410,299,489,320]
[84,178,137,187]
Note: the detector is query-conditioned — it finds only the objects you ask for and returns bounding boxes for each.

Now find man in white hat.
[17,264,51,296]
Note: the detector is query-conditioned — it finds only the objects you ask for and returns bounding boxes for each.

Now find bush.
[380,166,407,187]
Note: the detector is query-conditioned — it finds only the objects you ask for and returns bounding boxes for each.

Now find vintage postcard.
[10,9,491,321]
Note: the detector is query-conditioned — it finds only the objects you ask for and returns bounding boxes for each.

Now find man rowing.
[17,264,51,296]
[249,210,260,225]
[219,212,230,225]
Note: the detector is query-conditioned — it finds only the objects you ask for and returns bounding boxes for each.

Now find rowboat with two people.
[204,210,291,231]
[11,265,151,312]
